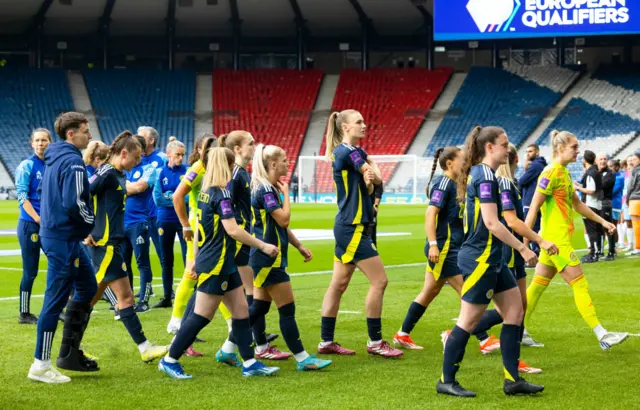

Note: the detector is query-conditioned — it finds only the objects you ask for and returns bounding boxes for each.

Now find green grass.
[0,201,637,409]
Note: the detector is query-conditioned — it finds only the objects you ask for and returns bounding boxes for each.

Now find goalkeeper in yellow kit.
[524,130,628,350]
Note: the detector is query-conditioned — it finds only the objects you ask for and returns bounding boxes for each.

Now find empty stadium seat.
[0,69,74,179]
[84,69,195,149]
[212,69,323,180]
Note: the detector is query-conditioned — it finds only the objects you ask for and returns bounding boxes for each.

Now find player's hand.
[428,245,440,264]
[83,235,97,248]
[298,246,313,262]
[276,180,289,197]
[602,221,616,234]
[183,226,194,241]
[540,239,559,256]
[184,261,197,280]
[364,169,374,185]
[261,243,280,258]
[34,215,40,225]
[520,247,538,267]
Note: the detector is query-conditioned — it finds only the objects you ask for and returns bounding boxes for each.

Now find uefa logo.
[466,0,521,33]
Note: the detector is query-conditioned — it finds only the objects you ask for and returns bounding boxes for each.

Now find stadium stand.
[0,69,74,179]
[426,66,579,156]
[84,69,195,148]
[313,67,452,191]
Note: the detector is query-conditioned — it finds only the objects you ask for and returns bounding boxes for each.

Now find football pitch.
[0,201,638,409]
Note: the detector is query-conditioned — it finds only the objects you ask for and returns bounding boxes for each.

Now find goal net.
[295,155,439,205]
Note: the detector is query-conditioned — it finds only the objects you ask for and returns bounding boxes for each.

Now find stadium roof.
[0,0,431,37]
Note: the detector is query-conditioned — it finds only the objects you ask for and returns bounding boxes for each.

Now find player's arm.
[152,175,173,207]
[425,205,441,263]
[574,175,595,195]
[15,160,40,223]
[572,192,616,233]
[218,195,279,256]
[287,228,312,262]
[61,163,94,227]
[365,157,382,185]
[173,181,193,239]
[503,210,557,254]
[481,202,536,264]
[270,182,290,229]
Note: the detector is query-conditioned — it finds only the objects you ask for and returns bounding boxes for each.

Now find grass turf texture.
[0,201,637,409]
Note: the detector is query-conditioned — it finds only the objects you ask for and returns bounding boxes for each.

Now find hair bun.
[169,136,176,142]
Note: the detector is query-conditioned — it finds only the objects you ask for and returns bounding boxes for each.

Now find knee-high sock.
[249,299,271,346]
[232,318,255,361]
[171,276,196,319]
[119,306,147,345]
[321,316,336,343]
[524,276,550,329]
[279,303,304,355]
[366,317,382,342]
[400,302,427,334]
[169,313,210,360]
[569,274,601,329]
[501,324,521,382]
[442,325,470,383]
[472,309,503,341]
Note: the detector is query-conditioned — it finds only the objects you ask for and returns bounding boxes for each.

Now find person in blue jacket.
[518,144,547,255]
[137,126,168,274]
[27,112,98,384]
[123,134,158,313]
[152,137,188,308]
[16,128,51,324]
[610,159,624,250]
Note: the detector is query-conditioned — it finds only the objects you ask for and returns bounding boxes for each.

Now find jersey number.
[196,209,206,247]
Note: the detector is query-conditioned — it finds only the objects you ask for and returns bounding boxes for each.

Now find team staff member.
[137,126,168,271]
[518,144,547,255]
[597,153,616,261]
[85,131,168,363]
[28,112,98,384]
[16,128,51,324]
[524,131,628,351]
[574,150,603,262]
[627,150,640,254]
[152,137,188,308]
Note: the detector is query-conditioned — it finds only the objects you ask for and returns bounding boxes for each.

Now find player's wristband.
[182,226,193,232]
[429,241,438,246]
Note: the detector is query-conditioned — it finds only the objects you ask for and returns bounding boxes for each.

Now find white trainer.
[28,364,71,384]
[599,332,629,351]
[167,317,181,335]
[521,330,544,347]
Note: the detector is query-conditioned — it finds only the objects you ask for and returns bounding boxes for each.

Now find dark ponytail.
[200,136,218,169]
[106,130,141,162]
[427,147,444,197]
[456,125,505,200]
[189,132,216,165]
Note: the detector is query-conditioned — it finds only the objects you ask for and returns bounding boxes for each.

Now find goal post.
[296,154,439,205]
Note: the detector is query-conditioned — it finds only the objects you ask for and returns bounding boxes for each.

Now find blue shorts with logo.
[251,266,290,288]
[459,258,517,305]
[334,223,378,265]
[90,243,128,283]
[198,271,243,296]
[234,241,250,267]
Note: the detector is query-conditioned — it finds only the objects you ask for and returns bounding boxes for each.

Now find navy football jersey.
[250,184,288,268]
[332,143,373,226]
[195,186,236,276]
[498,177,524,268]
[228,165,252,232]
[89,164,127,246]
[460,164,504,266]
[426,175,464,257]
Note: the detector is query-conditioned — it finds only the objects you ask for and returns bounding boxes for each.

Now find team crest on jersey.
[74,258,80,268]
[36,171,42,180]
[570,252,578,261]
[31,233,39,242]
[163,177,169,185]
[158,228,164,236]
[371,242,377,251]
[122,263,127,272]
[486,289,494,299]
[136,235,145,245]
[133,171,141,179]
[221,281,228,291]
[152,161,159,167]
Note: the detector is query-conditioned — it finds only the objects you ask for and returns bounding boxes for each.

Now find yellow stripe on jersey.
[473,197,481,231]
[461,233,492,296]
[96,215,110,246]
[253,230,283,288]
[427,225,451,281]
[197,215,226,286]
[95,246,114,283]
[353,181,363,225]
[341,224,364,264]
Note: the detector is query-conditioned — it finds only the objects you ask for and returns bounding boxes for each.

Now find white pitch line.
[0,284,166,302]
[317,309,361,314]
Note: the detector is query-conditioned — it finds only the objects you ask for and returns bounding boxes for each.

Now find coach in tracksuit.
[28,112,98,384]
[16,128,51,324]
[518,144,547,255]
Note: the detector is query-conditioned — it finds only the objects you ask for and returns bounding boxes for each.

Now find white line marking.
[0,284,166,302]
[628,334,640,337]
[317,309,361,314]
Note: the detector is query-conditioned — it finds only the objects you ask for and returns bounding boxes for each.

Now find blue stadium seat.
[0,69,74,178]
[83,69,195,150]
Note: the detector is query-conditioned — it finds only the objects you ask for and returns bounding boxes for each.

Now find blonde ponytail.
[166,136,184,153]
[84,140,110,165]
[550,130,576,158]
[495,143,518,181]
[325,109,359,159]
[202,147,234,191]
[251,143,284,192]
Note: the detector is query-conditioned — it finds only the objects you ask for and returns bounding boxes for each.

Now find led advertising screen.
[434,0,639,41]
